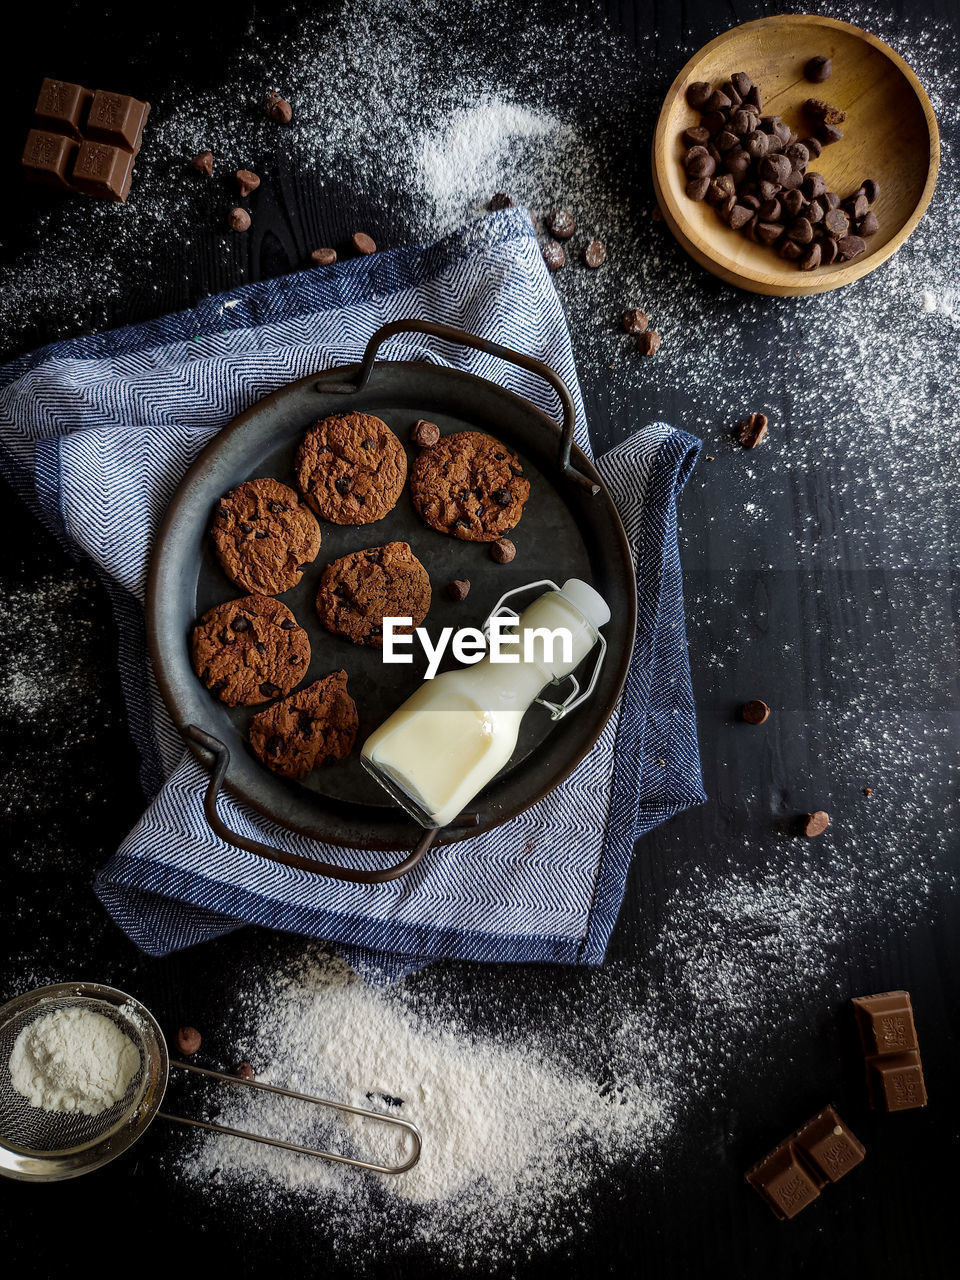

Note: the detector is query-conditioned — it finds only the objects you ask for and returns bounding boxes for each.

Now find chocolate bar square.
[853,991,919,1056]
[21,129,78,190]
[71,141,135,202]
[868,1051,928,1112]
[34,78,91,139]
[86,90,150,153]
[793,1107,866,1183]
[746,1144,821,1220]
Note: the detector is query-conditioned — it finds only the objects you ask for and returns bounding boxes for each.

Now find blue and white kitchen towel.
[0,208,704,981]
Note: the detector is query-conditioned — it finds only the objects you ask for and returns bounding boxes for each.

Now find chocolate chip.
[721,81,743,107]
[681,126,710,147]
[411,419,440,448]
[845,192,870,221]
[227,207,251,232]
[744,129,769,158]
[803,98,846,125]
[452,517,471,532]
[236,168,260,197]
[685,148,716,179]
[759,153,791,185]
[837,234,866,261]
[209,679,227,696]
[717,130,739,153]
[779,239,804,261]
[259,682,281,699]
[265,92,292,124]
[217,628,234,646]
[190,151,213,176]
[823,207,849,238]
[231,615,251,632]
[824,191,842,210]
[335,476,352,495]
[636,329,661,356]
[821,237,840,265]
[622,308,649,335]
[741,699,770,724]
[804,55,832,83]
[736,412,768,448]
[446,579,471,602]
[758,198,781,221]
[686,81,713,110]
[858,210,879,237]
[755,221,783,246]
[807,199,824,224]
[542,240,565,270]
[492,487,512,507]
[297,711,313,736]
[489,192,514,210]
[279,617,297,630]
[234,1061,256,1079]
[803,135,823,158]
[803,811,830,838]
[545,209,576,240]
[706,89,731,112]
[785,142,809,167]
[730,71,753,98]
[818,123,844,145]
[729,108,758,136]
[584,240,606,268]
[217,504,230,520]
[800,242,822,271]
[175,1026,202,1055]
[310,247,337,266]
[701,110,728,137]
[728,204,753,231]
[267,500,288,514]
[862,178,880,203]
[790,217,814,245]
[352,232,376,255]
[265,735,284,756]
[490,538,516,564]
[240,521,254,534]
[685,177,711,202]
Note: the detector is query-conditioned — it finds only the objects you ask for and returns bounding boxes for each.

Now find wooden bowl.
[652,14,939,296]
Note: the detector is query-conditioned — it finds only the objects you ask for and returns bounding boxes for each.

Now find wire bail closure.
[482,579,608,721]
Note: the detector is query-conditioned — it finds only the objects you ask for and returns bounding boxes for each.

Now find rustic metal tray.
[146,320,636,881]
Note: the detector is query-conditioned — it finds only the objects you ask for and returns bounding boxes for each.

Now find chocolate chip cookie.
[248,672,358,780]
[316,541,431,646]
[191,594,310,706]
[294,413,407,525]
[409,430,530,541]
[211,478,321,595]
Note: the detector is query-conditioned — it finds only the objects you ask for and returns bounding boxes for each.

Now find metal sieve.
[0,982,421,1183]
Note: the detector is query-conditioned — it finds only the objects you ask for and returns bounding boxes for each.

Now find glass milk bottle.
[361,578,610,828]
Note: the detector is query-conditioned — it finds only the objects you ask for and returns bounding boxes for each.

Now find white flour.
[9,1006,140,1115]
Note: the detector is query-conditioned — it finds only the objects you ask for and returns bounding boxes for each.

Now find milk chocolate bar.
[21,78,149,202]
[852,991,928,1111]
[746,1105,865,1220]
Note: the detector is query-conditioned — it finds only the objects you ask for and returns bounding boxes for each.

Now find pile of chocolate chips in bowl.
[680,70,879,271]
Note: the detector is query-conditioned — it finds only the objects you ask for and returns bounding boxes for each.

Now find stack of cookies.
[191,411,531,782]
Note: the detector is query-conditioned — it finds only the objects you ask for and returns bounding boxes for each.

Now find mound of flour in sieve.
[9,1007,140,1116]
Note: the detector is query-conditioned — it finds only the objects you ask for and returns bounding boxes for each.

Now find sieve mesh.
[0,993,152,1156]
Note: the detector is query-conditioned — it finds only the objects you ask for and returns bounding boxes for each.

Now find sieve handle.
[318,317,601,494]
[159,1061,421,1175]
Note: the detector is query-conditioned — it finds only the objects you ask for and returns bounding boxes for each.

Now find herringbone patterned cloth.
[0,209,704,982]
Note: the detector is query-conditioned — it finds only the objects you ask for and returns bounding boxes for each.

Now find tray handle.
[320,318,600,495]
[185,725,439,883]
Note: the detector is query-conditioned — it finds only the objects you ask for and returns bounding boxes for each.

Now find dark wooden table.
[1,2,956,1276]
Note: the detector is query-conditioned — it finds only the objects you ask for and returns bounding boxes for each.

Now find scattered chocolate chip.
[800,242,822,271]
[259,682,281,699]
[490,538,516,564]
[824,207,849,238]
[741,699,770,724]
[685,176,711,202]
[730,71,753,98]
[352,232,376,255]
[175,1026,202,1055]
[728,204,753,231]
[234,1061,256,1079]
[236,168,260,196]
[227,207,251,232]
[803,135,823,158]
[862,178,880,203]
[446,579,471,602]
[818,123,844,145]
[636,329,661,356]
[622,308,649,335]
[411,419,440,448]
[544,209,576,239]
[492,487,512,507]
[686,81,713,110]
[736,411,768,448]
[837,234,866,261]
[310,247,337,266]
[681,126,711,147]
[863,787,873,797]
[803,811,831,838]
[190,150,213,177]
[334,476,351,495]
[279,617,297,630]
[266,735,284,756]
[706,89,732,112]
[231,615,251,632]
[265,92,292,124]
[804,55,832,83]
[489,191,514,210]
[584,239,606,268]
[542,239,565,270]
